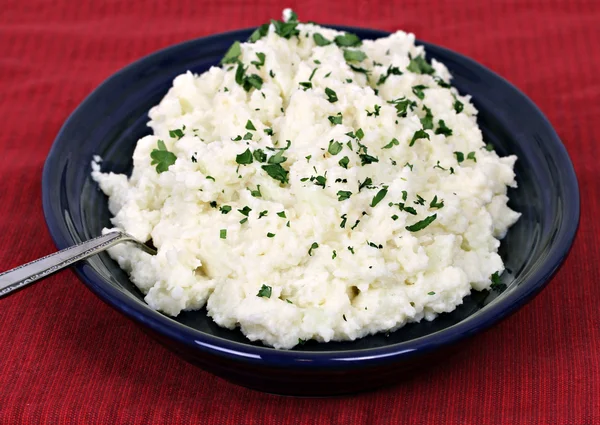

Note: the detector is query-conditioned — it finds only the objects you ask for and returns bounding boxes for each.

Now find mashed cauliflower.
[92,11,520,349]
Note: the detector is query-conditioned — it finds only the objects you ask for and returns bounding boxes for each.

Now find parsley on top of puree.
[92,9,520,349]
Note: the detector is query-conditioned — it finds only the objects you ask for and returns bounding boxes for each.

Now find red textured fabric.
[0,0,598,423]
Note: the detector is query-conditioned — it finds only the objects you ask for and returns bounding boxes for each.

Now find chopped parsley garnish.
[405,214,437,232]
[308,68,318,81]
[429,195,444,209]
[257,284,272,298]
[350,220,360,230]
[349,64,370,76]
[433,161,447,171]
[409,129,430,147]
[150,140,177,173]
[261,163,289,184]
[358,177,373,192]
[366,105,381,117]
[286,299,293,304]
[404,162,414,171]
[264,128,274,136]
[391,215,399,220]
[245,120,256,131]
[267,150,287,165]
[485,143,494,151]
[314,174,327,189]
[206,176,216,182]
[191,154,197,163]
[235,62,263,92]
[251,52,266,69]
[328,113,343,125]
[169,126,185,140]
[412,85,428,100]
[420,105,433,130]
[348,246,355,254]
[400,204,417,215]
[414,194,425,206]
[249,185,262,198]
[334,33,362,47]
[402,191,408,201]
[454,99,464,114]
[337,190,352,201]
[238,206,251,217]
[377,65,402,85]
[220,229,227,239]
[243,132,253,140]
[253,149,267,162]
[388,97,416,117]
[427,291,436,296]
[328,140,343,155]
[313,33,332,46]
[367,241,383,249]
[407,55,434,75]
[209,201,217,208]
[467,151,477,162]
[490,272,506,290]
[325,87,338,103]
[355,128,364,140]
[305,155,312,162]
[434,77,451,88]
[332,250,337,259]
[236,148,253,164]
[338,156,350,169]
[454,151,465,163]
[267,232,275,238]
[370,188,388,207]
[271,19,300,39]
[324,71,332,78]
[248,24,269,43]
[231,135,242,141]
[221,41,241,64]
[269,70,276,78]
[308,242,319,256]
[299,81,312,90]
[340,214,348,228]
[298,338,306,345]
[343,49,367,62]
[220,205,232,214]
[435,120,453,136]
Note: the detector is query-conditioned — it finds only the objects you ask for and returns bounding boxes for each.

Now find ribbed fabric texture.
[0,0,598,423]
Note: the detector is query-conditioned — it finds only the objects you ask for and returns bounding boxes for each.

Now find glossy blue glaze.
[42,27,579,395]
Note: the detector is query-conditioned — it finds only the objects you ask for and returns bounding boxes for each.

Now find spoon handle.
[0,232,140,299]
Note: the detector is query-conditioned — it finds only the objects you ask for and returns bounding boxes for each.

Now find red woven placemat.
[1,0,598,423]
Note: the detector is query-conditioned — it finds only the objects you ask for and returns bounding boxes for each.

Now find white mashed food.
[92,11,520,349]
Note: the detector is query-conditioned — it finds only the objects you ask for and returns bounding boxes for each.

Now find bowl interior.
[45,27,577,353]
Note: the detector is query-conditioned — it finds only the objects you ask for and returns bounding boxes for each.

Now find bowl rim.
[42,26,580,367]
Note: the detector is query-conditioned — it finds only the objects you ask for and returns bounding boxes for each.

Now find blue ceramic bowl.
[42,26,579,396]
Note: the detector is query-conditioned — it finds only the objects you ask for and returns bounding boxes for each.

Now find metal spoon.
[0,231,156,299]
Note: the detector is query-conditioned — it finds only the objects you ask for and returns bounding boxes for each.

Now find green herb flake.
[367,241,383,249]
[343,49,367,62]
[150,140,177,173]
[328,140,343,155]
[370,188,388,207]
[409,129,430,147]
[358,177,373,192]
[388,97,417,117]
[305,155,312,163]
[243,132,253,140]
[467,151,477,162]
[338,156,350,169]
[334,33,362,47]
[299,81,312,90]
[209,201,217,208]
[249,185,262,198]
[348,246,355,254]
[337,190,352,201]
[257,284,272,298]
[328,113,343,125]
[485,143,494,151]
[271,19,300,39]
[236,148,253,164]
[220,205,232,214]
[454,99,464,114]
[264,128,274,136]
[366,104,381,117]
[355,128,365,140]
[245,120,256,131]
[429,195,444,209]
[325,87,338,103]
[405,214,437,232]
[253,149,267,163]
[308,242,319,256]
[414,194,425,206]
[219,229,227,239]
[454,151,465,163]
[340,214,348,228]
[308,67,318,81]
[251,52,266,69]
[267,232,275,238]
[407,55,434,75]
[435,119,453,136]
[313,33,332,46]
[391,214,399,220]
[428,291,436,296]
[332,250,337,259]
[404,163,413,171]
[377,65,403,85]
[169,127,185,140]
[221,41,242,64]
[261,163,289,184]
[420,105,433,130]
[248,24,269,43]
[412,85,428,100]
